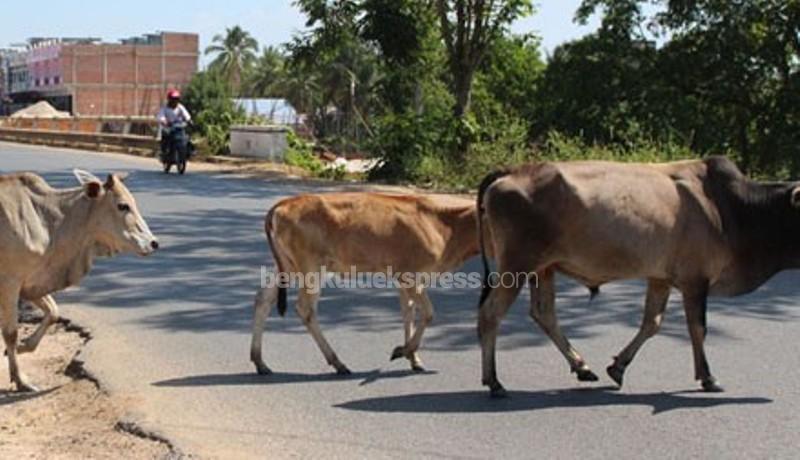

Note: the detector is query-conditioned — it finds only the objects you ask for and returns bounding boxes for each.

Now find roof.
[232,98,300,125]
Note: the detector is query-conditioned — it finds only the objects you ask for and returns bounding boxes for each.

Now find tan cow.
[477,156,800,397]
[1,169,158,391]
[250,193,484,375]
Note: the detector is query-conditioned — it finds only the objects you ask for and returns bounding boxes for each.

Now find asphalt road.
[2,142,799,459]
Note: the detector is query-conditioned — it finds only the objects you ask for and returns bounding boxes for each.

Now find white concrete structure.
[229,125,289,161]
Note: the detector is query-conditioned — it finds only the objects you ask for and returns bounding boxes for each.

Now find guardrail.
[0,116,160,154]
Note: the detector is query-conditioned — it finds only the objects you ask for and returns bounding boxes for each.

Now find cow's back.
[486,160,730,284]
[271,193,458,273]
[0,173,54,260]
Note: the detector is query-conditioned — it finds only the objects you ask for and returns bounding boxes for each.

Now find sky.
[0,1,601,63]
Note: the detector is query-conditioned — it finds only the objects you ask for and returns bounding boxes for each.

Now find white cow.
[0,169,158,391]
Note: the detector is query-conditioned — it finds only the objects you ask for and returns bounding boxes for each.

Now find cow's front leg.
[17,295,59,354]
[682,282,723,392]
[530,269,597,382]
[1,289,38,392]
[607,279,670,388]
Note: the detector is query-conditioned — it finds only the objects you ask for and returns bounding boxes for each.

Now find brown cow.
[250,193,483,375]
[1,170,158,392]
[476,156,800,397]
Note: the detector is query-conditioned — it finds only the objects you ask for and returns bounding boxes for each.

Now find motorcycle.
[160,121,194,174]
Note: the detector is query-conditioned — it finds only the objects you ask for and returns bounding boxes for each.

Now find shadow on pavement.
[151,368,437,388]
[334,386,772,415]
[0,386,59,407]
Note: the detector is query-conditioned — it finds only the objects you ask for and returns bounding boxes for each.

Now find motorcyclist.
[157,89,192,159]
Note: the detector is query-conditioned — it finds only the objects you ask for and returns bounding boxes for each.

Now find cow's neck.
[720,181,800,294]
[27,189,100,297]
[438,206,480,269]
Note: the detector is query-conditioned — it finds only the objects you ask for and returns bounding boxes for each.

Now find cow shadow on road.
[334,386,772,415]
[151,368,437,388]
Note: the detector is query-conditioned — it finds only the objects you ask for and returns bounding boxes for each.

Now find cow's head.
[73,169,159,256]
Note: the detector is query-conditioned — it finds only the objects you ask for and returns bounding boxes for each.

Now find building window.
[44,77,50,86]
[35,79,40,87]
[54,76,60,85]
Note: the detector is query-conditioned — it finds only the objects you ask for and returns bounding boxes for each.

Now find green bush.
[183,71,245,155]
[537,131,696,164]
[284,130,347,180]
[404,129,702,191]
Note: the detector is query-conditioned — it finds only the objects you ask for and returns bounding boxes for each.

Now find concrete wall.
[59,32,198,116]
[230,125,288,161]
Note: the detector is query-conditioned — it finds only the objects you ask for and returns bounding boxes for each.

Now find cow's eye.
[117,203,131,212]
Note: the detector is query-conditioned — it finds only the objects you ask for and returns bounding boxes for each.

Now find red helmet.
[167,89,181,100]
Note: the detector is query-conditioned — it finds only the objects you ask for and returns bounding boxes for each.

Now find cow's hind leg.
[479,280,523,398]
[1,289,37,392]
[530,268,597,382]
[296,288,350,375]
[607,279,671,388]
[250,286,278,375]
[17,295,59,354]
[682,282,722,392]
[391,287,433,371]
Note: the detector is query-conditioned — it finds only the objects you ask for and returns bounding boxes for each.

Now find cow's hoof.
[489,384,508,399]
[701,378,724,393]
[576,368,599,382]
[254,361,272,376]
[390,346,406,361]
[335,365,352,376]
[607,364,625,387]
[15,381,39,393]
[411,363,426,373]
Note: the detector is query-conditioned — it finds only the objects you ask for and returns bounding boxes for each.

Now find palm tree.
[246,46,286,98]
[204,26,259,95]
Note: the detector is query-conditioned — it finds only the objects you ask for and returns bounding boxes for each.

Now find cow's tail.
[477,169,511,308]
[265,205,288,316]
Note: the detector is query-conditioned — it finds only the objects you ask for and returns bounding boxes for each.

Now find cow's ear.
[792,187,800,208]
[85,182,103,199]
[104,174,116,190]
[73,168,101,186]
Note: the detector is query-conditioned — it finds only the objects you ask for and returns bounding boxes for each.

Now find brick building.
[3,32,198,116]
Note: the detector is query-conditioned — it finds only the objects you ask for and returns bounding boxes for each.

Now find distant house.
[233,98,302,126]
[2,32,199,116]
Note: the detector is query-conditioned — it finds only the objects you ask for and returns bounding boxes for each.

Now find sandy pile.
[10,101,71,119]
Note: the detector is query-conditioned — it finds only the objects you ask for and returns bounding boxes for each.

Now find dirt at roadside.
[0,321,178,459]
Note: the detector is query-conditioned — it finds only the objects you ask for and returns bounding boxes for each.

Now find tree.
[205,26,259,95]
[287,0,383,145]
[479,33,544,135]
[182,70,245,154]
[435,0,534,118]
[434,0,534,158]
[572,0,800,174]
[246,46,287,98]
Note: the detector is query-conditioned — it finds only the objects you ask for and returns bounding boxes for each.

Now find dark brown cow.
[476,156,800,397]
